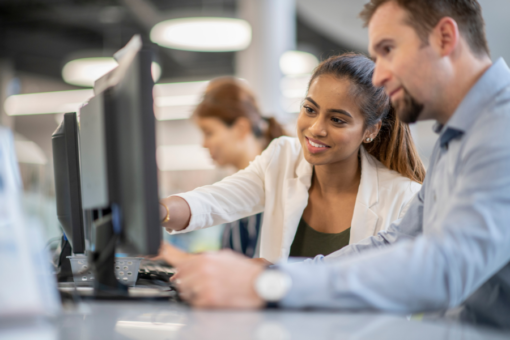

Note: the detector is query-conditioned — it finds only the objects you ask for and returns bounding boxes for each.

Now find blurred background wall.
[1,0,508,251]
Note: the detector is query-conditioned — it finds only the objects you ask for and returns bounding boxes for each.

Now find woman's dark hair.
[309,53,425,183]
[193,77,285,149]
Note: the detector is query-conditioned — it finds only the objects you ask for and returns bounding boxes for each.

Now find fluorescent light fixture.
[280,75,311,98]
[150,17,251,52]
[63,57,162,87]
[63,58,117,87]
[280,51,319,76]
[280,75,312,113]
[155,94,200,107]
[151,62,162,82]
[157,145,215,171]
[153,80,209,121]
[4,89,94,116]
[154,80,209,97]
[155,106,195,121]
[14,140,47,165]
[5,80,209,118]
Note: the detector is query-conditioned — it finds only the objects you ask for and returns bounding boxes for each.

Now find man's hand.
[251,257,273,266]
[173,249,266,309]
[151,241,193,266]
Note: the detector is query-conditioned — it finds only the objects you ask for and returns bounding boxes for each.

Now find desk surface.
[2,301,510,340]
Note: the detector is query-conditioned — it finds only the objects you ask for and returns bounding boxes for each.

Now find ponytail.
[310,53,425,183]
[364,108,425,183]
[262,117,286,149]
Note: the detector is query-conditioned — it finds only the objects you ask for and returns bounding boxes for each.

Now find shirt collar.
[444,58,510,134]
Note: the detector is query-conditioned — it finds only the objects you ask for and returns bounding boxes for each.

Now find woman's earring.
[365,137,372,143]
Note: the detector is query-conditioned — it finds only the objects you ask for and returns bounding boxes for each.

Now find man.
[173,0,510,329]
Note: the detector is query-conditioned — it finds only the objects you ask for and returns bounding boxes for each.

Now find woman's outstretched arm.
[160,196,192,232]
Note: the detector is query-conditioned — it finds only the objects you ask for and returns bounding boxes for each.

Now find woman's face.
[297,75,374,166]
[195,116,241,167]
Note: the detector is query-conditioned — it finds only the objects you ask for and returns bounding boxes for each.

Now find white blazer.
[175,137,421,263]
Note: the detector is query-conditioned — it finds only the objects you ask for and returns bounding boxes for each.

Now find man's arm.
[280,117,510,312]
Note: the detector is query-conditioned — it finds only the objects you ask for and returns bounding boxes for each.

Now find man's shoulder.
[491,86,510,114]
[458,86,510,164]
[470,86,510,141]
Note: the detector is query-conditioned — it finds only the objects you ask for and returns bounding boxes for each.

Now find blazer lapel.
[280,155,313,260]
[350,147,379,244]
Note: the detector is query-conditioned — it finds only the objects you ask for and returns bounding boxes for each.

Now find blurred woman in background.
[190,77,286,257]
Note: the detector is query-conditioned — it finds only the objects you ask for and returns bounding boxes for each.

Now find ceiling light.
[280,51,319,76]
[4,90,94,116]
[155,94,201,108]
[62,58,162,87]
[14,140,47,165]
[157,145,215,171]
[4,80,209,118]
[151,62,162,82]
[280,75,311,98]
[63,58,117,87]
[150,17,251,52]
[280,75,312,113]
[153,80,209,121]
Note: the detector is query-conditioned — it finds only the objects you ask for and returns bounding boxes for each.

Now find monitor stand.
[58,213,176,301]
[90,214,129,298]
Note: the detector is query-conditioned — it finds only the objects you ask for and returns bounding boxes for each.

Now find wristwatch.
[254,268,292,306]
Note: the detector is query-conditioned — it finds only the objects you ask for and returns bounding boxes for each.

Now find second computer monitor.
[79,36,161,256]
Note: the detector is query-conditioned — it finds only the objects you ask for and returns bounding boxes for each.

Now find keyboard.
[137,260,176,285]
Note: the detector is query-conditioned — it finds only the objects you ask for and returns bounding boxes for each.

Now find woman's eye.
[304,106,314,114]
[331,117,346,124]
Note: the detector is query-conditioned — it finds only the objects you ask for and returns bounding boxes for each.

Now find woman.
[188,77,285,257]
[159,53,425,264]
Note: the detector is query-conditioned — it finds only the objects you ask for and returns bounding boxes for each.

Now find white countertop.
[2,300,509,340]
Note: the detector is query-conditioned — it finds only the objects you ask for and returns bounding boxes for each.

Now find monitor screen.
[52,112,85,254]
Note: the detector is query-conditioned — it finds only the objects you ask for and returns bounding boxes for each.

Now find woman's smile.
[305,136,331,154]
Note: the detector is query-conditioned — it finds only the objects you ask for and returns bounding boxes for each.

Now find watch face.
[255,270,292,302]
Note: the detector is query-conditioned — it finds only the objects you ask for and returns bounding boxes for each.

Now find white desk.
[2,300,509,340]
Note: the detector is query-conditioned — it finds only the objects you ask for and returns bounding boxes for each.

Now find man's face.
[368,1,441,123]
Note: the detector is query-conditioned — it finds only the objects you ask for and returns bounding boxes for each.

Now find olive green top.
[289,218,351,258]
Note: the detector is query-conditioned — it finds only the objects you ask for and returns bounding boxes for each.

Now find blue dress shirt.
[280,58,510,329]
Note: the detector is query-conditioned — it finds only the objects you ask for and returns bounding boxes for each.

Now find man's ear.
[232,117,252,138]
[430,17,460,58]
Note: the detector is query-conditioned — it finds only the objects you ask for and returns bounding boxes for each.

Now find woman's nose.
[309,118,327,137]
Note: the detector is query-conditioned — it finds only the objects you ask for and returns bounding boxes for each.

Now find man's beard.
[392,88,424,124]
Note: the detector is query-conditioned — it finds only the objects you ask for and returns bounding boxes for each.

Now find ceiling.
[0,0,352,86]
[0,0,237,82]
[0,0,352,166]
[297,0,510,62]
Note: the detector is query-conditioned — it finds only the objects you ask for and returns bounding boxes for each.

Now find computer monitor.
[78,35,161,295]
[52,112,85,254]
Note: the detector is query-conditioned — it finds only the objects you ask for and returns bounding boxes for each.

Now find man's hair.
[360,0,490,57]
